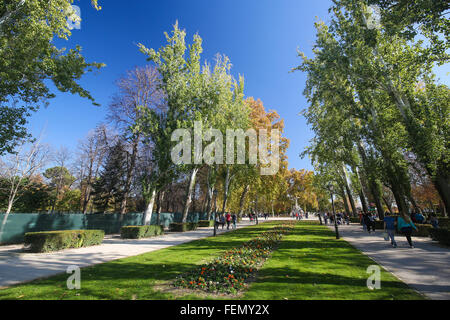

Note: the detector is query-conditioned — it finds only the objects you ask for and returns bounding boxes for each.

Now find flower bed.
[173,222,295,295]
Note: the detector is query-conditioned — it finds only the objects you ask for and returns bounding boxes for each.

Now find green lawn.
[0,221,424,300]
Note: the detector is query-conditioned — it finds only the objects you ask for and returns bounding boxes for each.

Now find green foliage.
[24,229,104,253]
[120,225,164,239]
[91,140,127,212]
[198,220,215,227]
[296,0,450,216]
[43,167,75,188]
[0,0,104,155]
[429,228,450,246]
[367,0,449,61]
[169,222,198,232]
[437,218,450,229]
[0,177,51,212]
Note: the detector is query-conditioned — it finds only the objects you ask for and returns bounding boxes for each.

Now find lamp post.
[327,183,340,239]
[213,189,218,237]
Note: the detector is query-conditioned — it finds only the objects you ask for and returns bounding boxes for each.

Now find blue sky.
[26,0,449,171]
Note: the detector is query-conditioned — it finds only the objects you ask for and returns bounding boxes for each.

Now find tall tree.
[108,65,163,214]
[0,0,104,155]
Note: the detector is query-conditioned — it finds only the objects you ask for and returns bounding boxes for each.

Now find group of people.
[319,212,350,225]
[246,212,271,222]
[215,212,237,230]
[411,212,439,228]
[383,214,417,248]
[293,211,311,220]
[383,212,439,248]
[361,212,377,233]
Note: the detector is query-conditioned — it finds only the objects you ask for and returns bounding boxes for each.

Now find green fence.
[0,212,211,244]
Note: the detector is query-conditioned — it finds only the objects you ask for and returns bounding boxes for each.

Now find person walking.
[358,210,364,227]
[231,213,237,230]
[363,213,373,233]
[324,213,329,225]
[220,214,226,230]
[344,212,350,225]
[225,212,231,230]
[383,214,398,248]
[430,214,439,229]
[397,215,417,248]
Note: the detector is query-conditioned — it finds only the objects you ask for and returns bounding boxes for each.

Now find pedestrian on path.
[363,213,374,233]
[344,212,350,225]
[383,214,398,248]
[324,213,328,225]
[220,214,226,230]
[430,214,439,229]
[225,212,231,230]
[397,215,417,248]
[231,213,237,229]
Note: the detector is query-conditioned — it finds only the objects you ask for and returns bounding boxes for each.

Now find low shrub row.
[429,228,450,246]
[169,222,198,232]
[198,220,215,227]
[24,229,105,253]
[438,218,450,229]
[411,224,434,237]
[173,222,295,295]
[120,225,164,239]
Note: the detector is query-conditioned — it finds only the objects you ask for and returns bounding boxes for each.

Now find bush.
[350,217,360,223]
[374,220,385,230]
[412,224,433,237]
[438,218,450,229]
[169,222,198,232]
[120,225,164,239]
[24,230,104,253]
[198,220,214,227]
[429,228,450,246]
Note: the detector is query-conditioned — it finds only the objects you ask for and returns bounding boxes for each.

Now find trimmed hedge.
[120,225,164,239]
[24,229,104,253]
[198,220,214,227]
[169,222,198,232]
[350,217,361,223]
[374,220,385,230]
[438,218,450,229]
[429,228,450,246]
[411,224,434,237]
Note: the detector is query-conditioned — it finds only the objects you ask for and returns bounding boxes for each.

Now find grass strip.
[173,222,295,294]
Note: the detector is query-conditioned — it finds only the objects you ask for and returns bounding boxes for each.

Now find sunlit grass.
[0,221,423,300]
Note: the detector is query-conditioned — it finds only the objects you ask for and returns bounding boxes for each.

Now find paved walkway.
[0,220,258,288]
[327,222,450,300]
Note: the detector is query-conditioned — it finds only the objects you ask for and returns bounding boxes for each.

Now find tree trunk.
[433,173,450,217]
[408,194,422,214]
[342,165,357,216]
[205,166,215,220]
[383,196,393,215]
[221,167,233,214]
[390,183,409,219]
[142,189,156,225]
[156,191,164,225]
[181,168,199,223]
[238,184,250,219]
[340,185,351,216]
[370,180,385,220]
